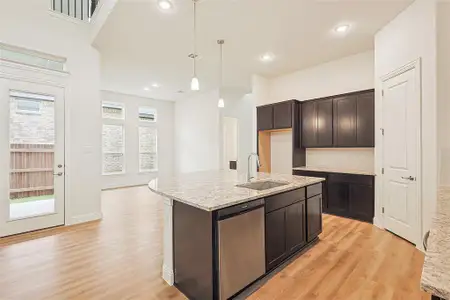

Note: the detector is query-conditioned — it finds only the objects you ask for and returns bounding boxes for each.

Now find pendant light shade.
[191,0,199,91]
[191,76,199,91]
[218,39,225,108]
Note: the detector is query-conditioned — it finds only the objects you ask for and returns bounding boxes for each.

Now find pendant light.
[217,39,225,108]
[190,0,200,91]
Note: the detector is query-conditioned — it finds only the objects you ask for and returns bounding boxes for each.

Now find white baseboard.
[69,212,103,225]
[162,264,174,286]
[373,216,384,230]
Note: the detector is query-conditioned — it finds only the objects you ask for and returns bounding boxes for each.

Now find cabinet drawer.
[307,183,322,198]
[328,173,373,186]
[265,188,305,213]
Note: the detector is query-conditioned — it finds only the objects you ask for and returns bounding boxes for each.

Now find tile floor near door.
[0,186,430,300]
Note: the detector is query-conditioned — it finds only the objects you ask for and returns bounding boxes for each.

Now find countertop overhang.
[421,187,450,299]
[148,170,325,211]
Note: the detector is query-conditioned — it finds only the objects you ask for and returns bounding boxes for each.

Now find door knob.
[401,176,416,181]
[53,172,63,176]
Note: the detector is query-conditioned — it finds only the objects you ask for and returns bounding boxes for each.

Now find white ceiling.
[95,0,413,101]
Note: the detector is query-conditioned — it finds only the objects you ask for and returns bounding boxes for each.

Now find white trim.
[378,58,423,248]
[68,212,102,225]
[162,264,175,286]
[47,9,90,26]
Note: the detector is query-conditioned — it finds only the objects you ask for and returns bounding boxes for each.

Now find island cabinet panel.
[265,188,305,213]
[273,101,292,129]
[257,105,274,131]
[173,201,213,300]
[286,201,307,253]
[265,208,287,270]
[306,194,323,242]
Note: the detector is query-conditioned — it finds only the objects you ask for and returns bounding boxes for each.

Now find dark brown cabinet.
[286,201,306,253]
[301,89,374,148]
[265,208,286,270]
[266,202,306,271]
[333,95,357,147]
[327,181,349,214]
[317,99,334,147]
[273,101,292,129]
[306,194,322,242]
[257,101,294,131]
[301,99,333,147]
[301,101,317,147]
[349,184,374,223]
[257,105,273,131]
[333,91,375,147]
[356,92,375,147]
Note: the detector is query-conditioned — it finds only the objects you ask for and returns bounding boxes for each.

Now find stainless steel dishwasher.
[217,198,265,300]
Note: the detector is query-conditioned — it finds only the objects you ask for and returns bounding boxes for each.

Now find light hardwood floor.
[0,186,430,300]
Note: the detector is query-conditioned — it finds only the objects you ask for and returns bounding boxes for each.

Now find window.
[16,99,41,114]
[102,124,125,174]
[102,102,124,119]
[139,127,157,172]
[139,107,157,122]
[102,101,125,175]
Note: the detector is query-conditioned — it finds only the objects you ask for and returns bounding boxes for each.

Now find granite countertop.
[421,187,450,299]
[292,166,376,176]
[148,170,325,211]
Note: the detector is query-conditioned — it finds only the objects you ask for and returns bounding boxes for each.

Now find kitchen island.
[148,170,325,300]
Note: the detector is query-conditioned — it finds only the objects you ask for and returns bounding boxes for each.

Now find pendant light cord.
[193,0,197,77]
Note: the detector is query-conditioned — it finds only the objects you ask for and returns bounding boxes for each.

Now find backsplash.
[306,148,375,173]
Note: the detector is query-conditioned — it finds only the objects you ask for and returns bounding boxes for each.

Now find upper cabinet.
[301,99,333,148]
[301,90,374,148]
[257,105,274,131]
[257,101,293,131]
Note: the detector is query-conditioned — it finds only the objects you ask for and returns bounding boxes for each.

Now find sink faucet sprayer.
[247,153,261,182]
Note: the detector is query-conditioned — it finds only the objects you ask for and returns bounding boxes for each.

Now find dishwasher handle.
[217,199,265,220]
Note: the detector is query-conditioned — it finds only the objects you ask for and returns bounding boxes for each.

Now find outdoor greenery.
[10,194,54,204]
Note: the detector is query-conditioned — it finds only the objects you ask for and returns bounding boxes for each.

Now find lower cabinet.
[307,194,322,241]
[265,201,306,271]
[265,186,323,271]
[327,182,349,215]
[348,184,374,223]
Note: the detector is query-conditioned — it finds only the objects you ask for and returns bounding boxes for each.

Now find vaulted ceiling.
[95,0,413,100]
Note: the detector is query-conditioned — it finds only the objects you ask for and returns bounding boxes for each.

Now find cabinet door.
[265,208,286,270]
[356,91,375,147]
[307,195,322,241]
[327,182,349,215]
[273,101,292,129]
[257,106,273,131]
[316,99,333,147]
[301,101,317,147]
[285,201,306,254]
[333,96,357,147]
[349,184,374,223]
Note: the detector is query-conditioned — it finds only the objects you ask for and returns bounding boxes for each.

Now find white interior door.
[0,79,65,237]
[382,65,420,244]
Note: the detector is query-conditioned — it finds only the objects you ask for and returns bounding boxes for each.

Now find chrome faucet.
[247,153,261,182]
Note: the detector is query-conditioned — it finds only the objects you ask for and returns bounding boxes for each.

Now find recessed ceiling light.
[335,24,350,33]
[157,0,172,10]
[144,87,150,91]
[259,52,275,63]
[151,83,161,88]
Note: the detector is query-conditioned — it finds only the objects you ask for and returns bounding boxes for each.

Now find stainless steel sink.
[236,180,289,191]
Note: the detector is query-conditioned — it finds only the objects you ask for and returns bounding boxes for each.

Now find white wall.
[268,50,374,104]
[306,148,374,172]
[437,2,450,187]
[175,90,221,173]
[374,0,437,237]
[0,0,102,225]
[101,91,174,189]
[271,132,292,174]
[254,51,375,174]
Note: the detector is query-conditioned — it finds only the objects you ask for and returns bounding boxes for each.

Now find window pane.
[102,124,124,173]
[102,102,124,119]
[139,127,157,171]
[139,107,156,122]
